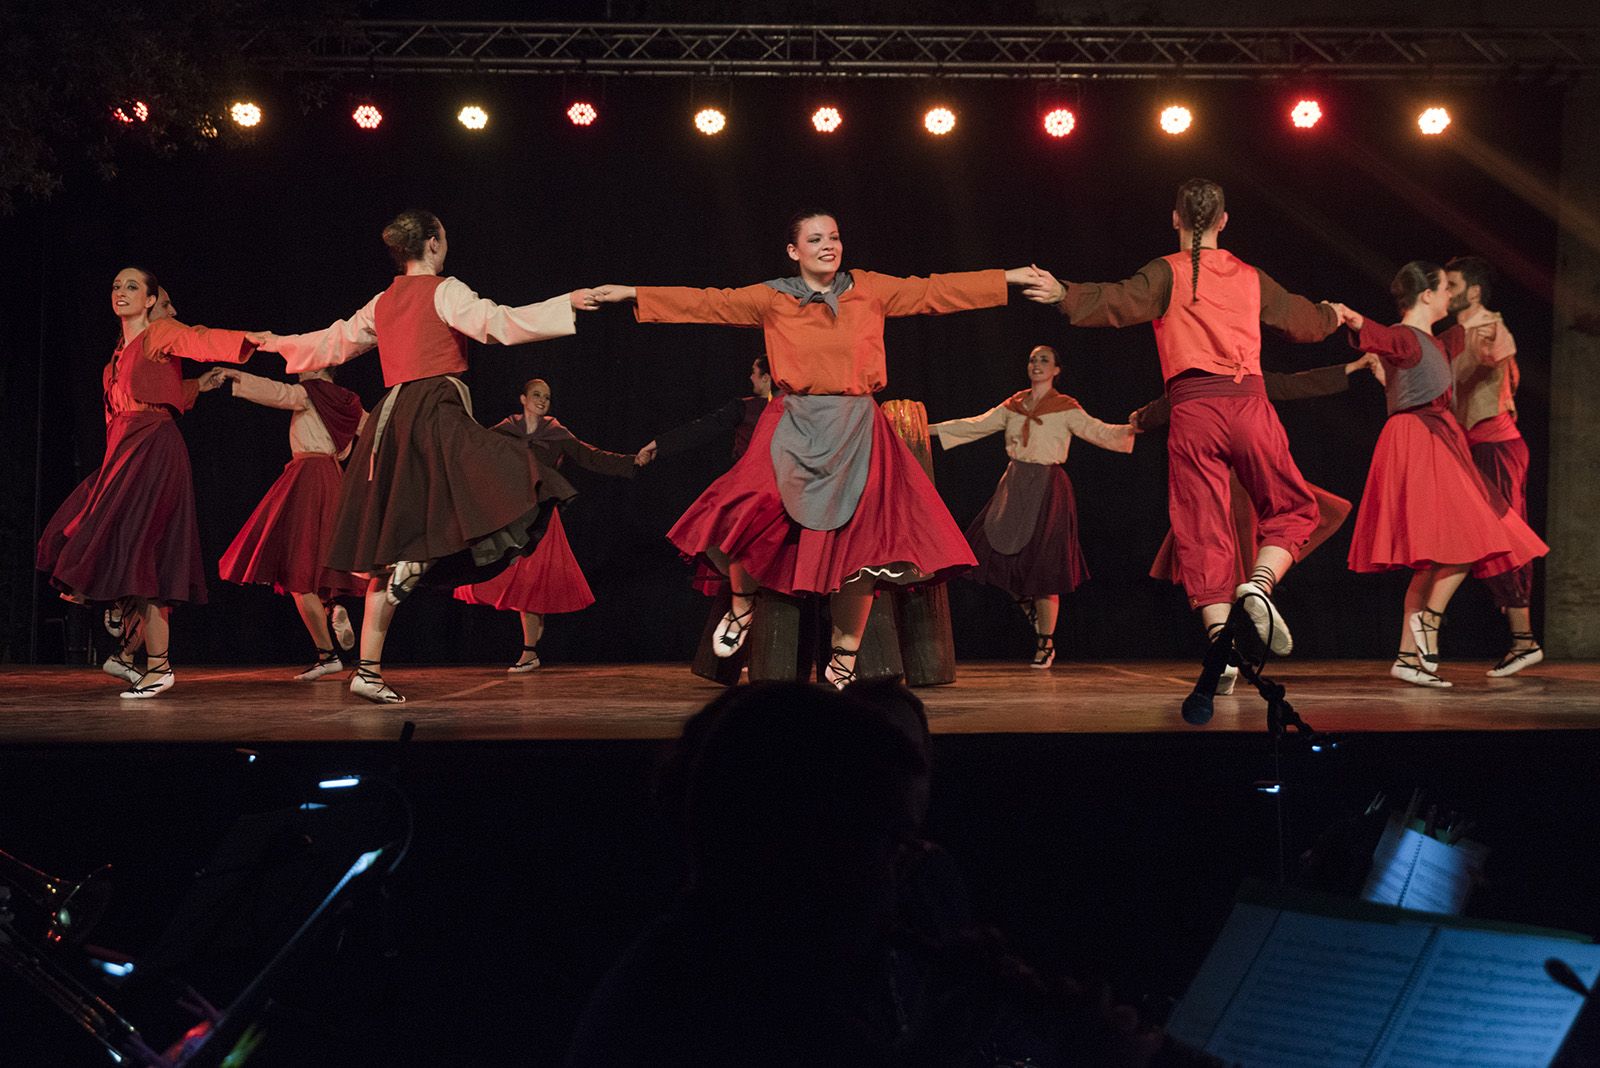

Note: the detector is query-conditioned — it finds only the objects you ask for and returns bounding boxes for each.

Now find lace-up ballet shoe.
[1391,651,1450,688]
[712,597,755,658]
[824,645,859,690]
[102,653,141,685]
[295,651,344,681]
[1014,598,1038,630]
[1234,582,1293,656]
[329,604,355,651]
[1487,636,1543,678]
[507,646,541,674]
[1031,635,1055,669]
[385,561,429,607]
[350,660,405,704]
[120,669,175,700]
[1215,663,1239,696]
[1407,610,1443,675]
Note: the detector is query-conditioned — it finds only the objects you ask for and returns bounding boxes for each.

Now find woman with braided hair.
[1024,179,1340,692]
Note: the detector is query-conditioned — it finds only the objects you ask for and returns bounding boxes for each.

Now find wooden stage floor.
[3,660,1599,744]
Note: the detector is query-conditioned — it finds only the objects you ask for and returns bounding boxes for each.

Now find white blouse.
[231,371,366,459]
[264,277,577,374]
[931,395,1134,465]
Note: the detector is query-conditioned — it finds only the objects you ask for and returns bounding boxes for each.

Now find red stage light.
[1043,108,1076,138]
[1290,99,1322,129]
[567,102,598,126]
[924,107,956,136]
[694,108,726,135]
[352,104,383,130]
[112,101,149,125]
[812,106,842,133]
[1417,106,1451,136]
[1159,105,1192,135]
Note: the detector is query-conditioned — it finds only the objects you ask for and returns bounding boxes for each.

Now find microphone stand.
[1180,598,1338,884]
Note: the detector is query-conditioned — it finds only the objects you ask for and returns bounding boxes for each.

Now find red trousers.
[1166,390,1318,609]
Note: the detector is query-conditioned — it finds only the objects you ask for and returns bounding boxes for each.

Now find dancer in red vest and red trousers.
[1024,180,1340,692]
[1336,262,1548,687]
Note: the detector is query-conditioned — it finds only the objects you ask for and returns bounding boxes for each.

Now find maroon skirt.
[1150,474,1351,586]
[41,410,207,605]
[966,464,1089,598]
[452,509,594,614]
[329,376,544,576]
[1348,407,1547,577]
[219,454,366,597]
[666,396,975,595]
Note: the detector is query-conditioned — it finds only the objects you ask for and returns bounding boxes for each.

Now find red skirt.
[41,410,207,605]
[1348,407,1547,576]
[966,465,1089,598]
[1150,474,1351,586]
[667,395,975,595]
[453,509,594,614]
[218,455,366,598]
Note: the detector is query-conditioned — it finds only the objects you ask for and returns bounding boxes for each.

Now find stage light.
[318,776,362,790]
[197,117,219,139]
[694,107,726,135]
[924,107,956,136]
[1417,106,1451,136]
[229,101,262,128]
[112,101,149,125]
[1042,108,1076,138]
[812,106,842,133]
[458,105,489,131]
[1290,99,1322,129]
[1159,105,1192,135]
[352,104,383,130]
[567,101,598,126]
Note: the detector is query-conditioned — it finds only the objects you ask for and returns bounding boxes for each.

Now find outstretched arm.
[598,283,770,327]
[871,268,1014,317]
[142,318,259,364]
[1257,270,1340,342]
[651,397,747,460]
[1064,408,1136,454]
[256,293,381,373]
[222,369,312,411]
[928,403,1009,448]
[555,435,639,478]
[434,277,586,346]
[1022,259,1174,328]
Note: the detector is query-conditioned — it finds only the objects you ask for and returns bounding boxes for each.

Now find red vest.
[374,275,469,387]
[108,333,185,411]
[1151,250,1262,383]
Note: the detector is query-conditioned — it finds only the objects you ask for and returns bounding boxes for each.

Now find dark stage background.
[3,77,1563,668]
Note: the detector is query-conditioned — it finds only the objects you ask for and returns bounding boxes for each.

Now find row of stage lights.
[113,98,1461,138]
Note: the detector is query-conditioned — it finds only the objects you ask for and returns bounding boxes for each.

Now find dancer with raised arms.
[590,212,1045,687]
[254,210,596,703]
[1024,179,1341,690]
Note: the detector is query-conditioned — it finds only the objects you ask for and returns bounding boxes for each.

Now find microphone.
[1182,626,1235,726]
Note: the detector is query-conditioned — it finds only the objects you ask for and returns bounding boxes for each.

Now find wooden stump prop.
[879,399,958,687]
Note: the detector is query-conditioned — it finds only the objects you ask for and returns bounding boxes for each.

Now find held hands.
[245,330,276,350]
[571,288,601,312]
[1326,302,1364,332]
[635,441,658,467]
[1017,264,1066,305]
[195,368,230,392]
[1347,351,1386,388]
[589,285,637,305]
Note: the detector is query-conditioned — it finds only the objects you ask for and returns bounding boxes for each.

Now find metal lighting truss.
[252,22,1600,80]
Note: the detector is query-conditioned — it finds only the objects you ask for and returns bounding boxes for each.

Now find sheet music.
[1361,818,1486,915]
[1170,907,1434,1066]
[1369,929,1600,1067]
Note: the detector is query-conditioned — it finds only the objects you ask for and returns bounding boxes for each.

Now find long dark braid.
[1175,179,1225,303]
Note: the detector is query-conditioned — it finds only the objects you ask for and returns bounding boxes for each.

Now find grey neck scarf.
[763,270,855,317]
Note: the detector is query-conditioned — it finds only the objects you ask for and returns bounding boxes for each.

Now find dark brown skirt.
[327,376,545,581]
[965,463,1088,598]
[41,410,207,605]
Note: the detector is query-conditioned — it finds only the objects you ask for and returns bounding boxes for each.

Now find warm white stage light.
[458,105,489,131]
[1043,108,1076,138]
[229,101,262,128]
[924,107,956,135]
[567,102,598,126]
[1159,105,1192,135]
[1291,99,1322,129]
[1417,106,1451,136]
[695,108,727,135]
[812,106,842,133]
[352,104,383,130]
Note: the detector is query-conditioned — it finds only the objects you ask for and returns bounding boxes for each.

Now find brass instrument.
[0,846,112,944]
